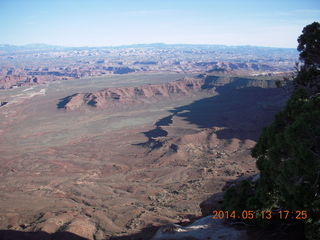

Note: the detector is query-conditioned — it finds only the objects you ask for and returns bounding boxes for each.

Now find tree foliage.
[297,22,320,69]
[296,22,320,94]
[223,22,320,239]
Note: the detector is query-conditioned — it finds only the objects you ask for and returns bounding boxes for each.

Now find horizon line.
[0,42,298,50]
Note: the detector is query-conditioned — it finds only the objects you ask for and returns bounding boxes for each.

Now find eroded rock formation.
[57,75,280,111]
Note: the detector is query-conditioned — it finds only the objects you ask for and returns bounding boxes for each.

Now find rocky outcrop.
[152,216,247,240]
[57,75,280,111]
[207,62,277,72]
[0,75,46,89]
[57,77,217,110]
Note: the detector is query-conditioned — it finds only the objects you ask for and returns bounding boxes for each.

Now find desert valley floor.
[0,72,288,239]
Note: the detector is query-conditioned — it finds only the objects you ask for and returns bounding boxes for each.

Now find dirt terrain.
[0,73,288,239]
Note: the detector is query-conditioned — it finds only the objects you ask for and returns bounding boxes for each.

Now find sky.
[0,0,319,48]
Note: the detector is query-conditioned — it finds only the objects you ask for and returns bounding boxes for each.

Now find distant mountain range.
[0,42,298,89]
[0,43,297,52]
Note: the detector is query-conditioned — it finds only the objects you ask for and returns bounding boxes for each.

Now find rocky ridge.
[57,75,279,111]
[57,77,214,110]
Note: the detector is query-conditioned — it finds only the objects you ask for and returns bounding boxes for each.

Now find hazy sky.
[0,0,319,48]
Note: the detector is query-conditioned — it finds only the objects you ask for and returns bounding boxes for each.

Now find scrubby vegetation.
[223,22,320,239]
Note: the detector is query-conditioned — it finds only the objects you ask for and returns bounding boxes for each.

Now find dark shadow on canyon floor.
[137,78,288,146]
[0,230,88,240]
[169,85,287,141]
[109,225,158,240]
